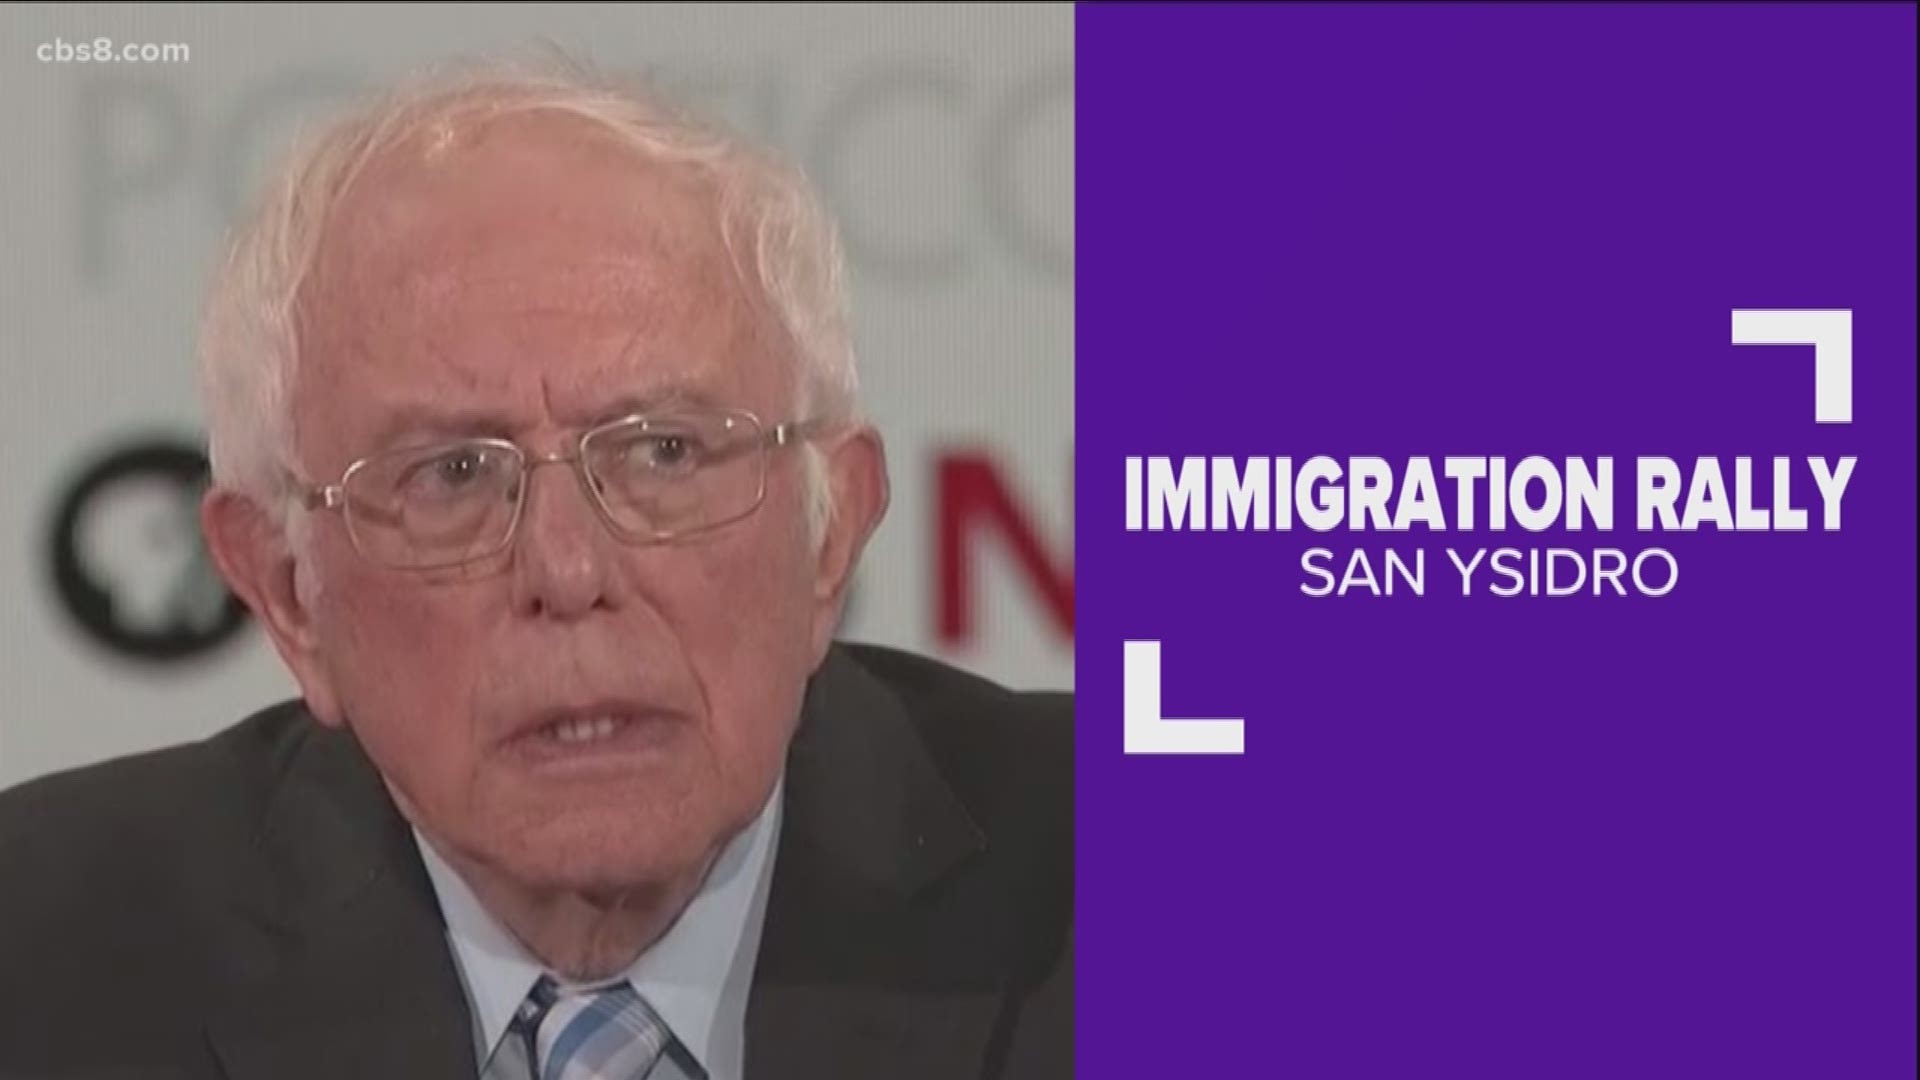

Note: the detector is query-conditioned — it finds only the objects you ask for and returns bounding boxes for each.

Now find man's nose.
[507,457,618,620]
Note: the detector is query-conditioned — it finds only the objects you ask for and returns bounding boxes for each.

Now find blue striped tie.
[493,974,674,1080]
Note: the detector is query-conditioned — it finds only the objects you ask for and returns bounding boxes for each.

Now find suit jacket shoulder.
[0,699,310,949]
[841,640,1073,848]
[748,643,1075,1079]
[0,703,330,1073]
[870,645,1075,1078]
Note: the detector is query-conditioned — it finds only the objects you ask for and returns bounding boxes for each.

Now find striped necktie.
[485,974,674,1080]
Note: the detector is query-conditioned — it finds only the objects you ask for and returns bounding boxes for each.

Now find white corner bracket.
[1123,640,1245,754]
[1730,308,1853,424]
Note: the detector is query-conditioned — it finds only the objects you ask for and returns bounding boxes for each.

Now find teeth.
[550,715,622,744]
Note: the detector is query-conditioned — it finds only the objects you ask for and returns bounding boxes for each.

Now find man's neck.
[426,841,719,983]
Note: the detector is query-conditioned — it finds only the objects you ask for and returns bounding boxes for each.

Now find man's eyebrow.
[363,405,522,451]
[358,382,732,450]
[589,381,727,421]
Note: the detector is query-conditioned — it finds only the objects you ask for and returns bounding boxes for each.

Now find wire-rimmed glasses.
[295,407,825,571]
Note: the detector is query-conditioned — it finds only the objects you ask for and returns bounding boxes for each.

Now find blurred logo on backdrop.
[44,436,249,663]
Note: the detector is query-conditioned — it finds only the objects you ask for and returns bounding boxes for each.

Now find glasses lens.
[585,411,767,539]
[344,441,522,567]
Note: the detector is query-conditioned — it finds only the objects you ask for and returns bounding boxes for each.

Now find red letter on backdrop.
[936,452,1074,645]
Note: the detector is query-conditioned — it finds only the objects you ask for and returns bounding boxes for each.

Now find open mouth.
[507,705,678,765]
[545,714,631,745]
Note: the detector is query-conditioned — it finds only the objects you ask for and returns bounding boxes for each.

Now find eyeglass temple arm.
[771,417,837,446]
[302,484,407,530]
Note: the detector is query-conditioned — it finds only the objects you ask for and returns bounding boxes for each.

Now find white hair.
[196,52,855,547]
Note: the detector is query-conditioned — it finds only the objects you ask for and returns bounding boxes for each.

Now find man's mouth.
[504,702,679,764]
[545,713,631,745]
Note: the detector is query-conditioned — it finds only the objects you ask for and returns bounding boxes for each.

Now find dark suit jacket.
[0,643,1073,1080]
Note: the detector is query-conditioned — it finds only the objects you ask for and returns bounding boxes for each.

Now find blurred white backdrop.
[0,3,1073,786]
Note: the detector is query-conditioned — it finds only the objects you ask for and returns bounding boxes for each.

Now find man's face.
[251,114,862,897]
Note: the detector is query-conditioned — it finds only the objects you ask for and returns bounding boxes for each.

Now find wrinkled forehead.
[293,110,790,441]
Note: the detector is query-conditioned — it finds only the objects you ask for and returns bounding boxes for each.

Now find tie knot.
[512,974,674,1080]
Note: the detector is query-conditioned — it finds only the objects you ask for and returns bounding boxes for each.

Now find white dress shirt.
[413,777,784,1080]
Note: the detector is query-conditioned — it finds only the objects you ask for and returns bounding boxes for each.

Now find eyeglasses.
[294,407,826,571]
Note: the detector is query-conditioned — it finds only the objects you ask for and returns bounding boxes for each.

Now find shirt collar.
[413,776,784,1080]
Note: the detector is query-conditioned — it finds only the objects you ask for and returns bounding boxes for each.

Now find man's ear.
[199,488,343,726]
[809,426,889,657]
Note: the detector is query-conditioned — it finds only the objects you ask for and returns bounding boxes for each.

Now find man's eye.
[612,433,703,473]
[406,448,502,496]
[646,436,693,468]
[437,451,490,484]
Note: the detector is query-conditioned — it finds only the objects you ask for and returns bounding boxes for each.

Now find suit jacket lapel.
[204,721,477,1080]
[745,648,1004,1080]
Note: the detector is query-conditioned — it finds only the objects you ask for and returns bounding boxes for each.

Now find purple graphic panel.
[1076,5,1917,1076]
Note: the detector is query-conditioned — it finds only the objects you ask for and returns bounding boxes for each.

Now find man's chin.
[478,816,718,898]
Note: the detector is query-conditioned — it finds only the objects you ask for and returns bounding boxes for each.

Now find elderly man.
[0,59,1071,1080]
